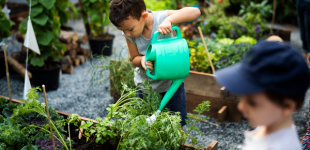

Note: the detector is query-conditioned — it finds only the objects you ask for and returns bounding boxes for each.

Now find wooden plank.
[184,140,218,150]
[186,93,242,123]
[217,106,227,122]
[184,71,239,101]
[206,140,218,150]
[0,95,98,123]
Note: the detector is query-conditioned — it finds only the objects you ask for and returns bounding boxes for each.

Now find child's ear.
[141,11,148,21]
[282,99,296,115]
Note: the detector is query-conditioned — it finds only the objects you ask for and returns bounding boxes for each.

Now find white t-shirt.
[242,125,301,150]
[123,10,172,93]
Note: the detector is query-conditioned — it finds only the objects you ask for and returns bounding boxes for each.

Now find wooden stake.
[42,85,56,150]
[197,27,215,74]
[270,0,276,33]
[78,121,85,139]
[3,44,12,102]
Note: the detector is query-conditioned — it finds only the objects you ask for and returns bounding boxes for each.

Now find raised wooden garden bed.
[184,71,242,123]
[0,95,219,150]
[109,58,242,123]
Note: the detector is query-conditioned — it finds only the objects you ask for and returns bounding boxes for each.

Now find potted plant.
[80,0,114,56]
[19,0,66,91]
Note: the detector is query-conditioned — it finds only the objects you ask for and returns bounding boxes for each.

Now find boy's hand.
[158,19,172,35]
[141,56,154,72]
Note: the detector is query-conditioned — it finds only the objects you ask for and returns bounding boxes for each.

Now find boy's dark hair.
[109,0,146,27]
[265,90,304,111]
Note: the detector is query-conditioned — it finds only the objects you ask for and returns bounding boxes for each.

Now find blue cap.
[215,41,310,99]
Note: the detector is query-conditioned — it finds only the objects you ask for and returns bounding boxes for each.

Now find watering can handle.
[146,67,156,80]
[151,26,182,44]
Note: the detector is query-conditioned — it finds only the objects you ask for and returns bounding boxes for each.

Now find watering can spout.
[158,79,184,111]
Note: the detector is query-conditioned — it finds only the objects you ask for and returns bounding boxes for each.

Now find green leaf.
[32,13,49,26]
[21,144,38,150]
[36,30,54,45]
[40,49,50,59]
[0,19,11,30]
[57,1,68,11]
[30,57,44,67]
[91,14,100,22]
[26,0,39,6]
[2,108,13,118]
[39,0,56,10]
[31,5,44,17]
[90,0,97,3]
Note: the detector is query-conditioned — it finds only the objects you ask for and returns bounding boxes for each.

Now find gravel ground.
[0,18,309,149]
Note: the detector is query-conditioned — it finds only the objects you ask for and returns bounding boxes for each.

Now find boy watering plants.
[109,0,200,127]
[215,40,310,150]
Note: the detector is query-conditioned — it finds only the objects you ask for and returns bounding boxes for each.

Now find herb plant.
[0,88,72,150]
[186,101,211,147]
[69,80,209,149]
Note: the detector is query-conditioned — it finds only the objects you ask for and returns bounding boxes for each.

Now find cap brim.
[215,63,265,94]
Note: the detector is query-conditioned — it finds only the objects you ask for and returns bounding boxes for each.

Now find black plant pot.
[89,35,115,56]
[28,62,62,91]
[0,52,5,79]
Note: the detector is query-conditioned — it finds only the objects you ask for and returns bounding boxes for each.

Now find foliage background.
[227,0,298,25]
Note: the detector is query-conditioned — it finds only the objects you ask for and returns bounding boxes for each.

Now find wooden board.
[184,71,239,101]
[186,93,242,123]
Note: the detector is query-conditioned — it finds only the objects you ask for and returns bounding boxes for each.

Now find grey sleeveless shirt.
[122,10,172,93]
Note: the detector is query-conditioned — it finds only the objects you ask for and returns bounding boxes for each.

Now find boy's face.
[238,92,293,128]
[116,12,148,38]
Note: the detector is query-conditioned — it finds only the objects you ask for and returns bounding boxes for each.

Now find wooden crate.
[184,71,242,123]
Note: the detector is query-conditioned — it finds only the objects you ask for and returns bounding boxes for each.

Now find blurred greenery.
[227,0,297,25]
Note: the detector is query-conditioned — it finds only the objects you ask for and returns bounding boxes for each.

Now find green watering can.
[145,26,190,125]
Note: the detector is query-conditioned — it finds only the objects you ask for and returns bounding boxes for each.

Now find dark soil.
[66,124,116,150]
[29,62,60,70]
[65,123,198,150]
[7,3,29,16]
[90,34,114,40]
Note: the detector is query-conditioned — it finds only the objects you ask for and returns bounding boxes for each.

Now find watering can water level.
[145,26,190,125]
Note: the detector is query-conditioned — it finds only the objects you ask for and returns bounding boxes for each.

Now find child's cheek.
[254,108,282,126]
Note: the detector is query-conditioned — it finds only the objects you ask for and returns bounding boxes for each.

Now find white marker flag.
[23,70,32,100]
[23,16,40,55]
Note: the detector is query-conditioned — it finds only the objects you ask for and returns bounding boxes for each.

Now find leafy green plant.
[186,101,211,147]
[229,0,297,25]
[239,0,272,20]
[19,0,66,67]
[201,0,270,40]
[81,0,110,38]
[8,87,71,150]
[0,1,14,42]
[234,36,257,45]
[0,119,29,149]
[69,80,208,149]
[56,0,78,25]
[188,38,253,73]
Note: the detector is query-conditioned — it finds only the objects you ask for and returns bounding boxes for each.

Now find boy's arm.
[158,7,201,34]
[126,38,153,71]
